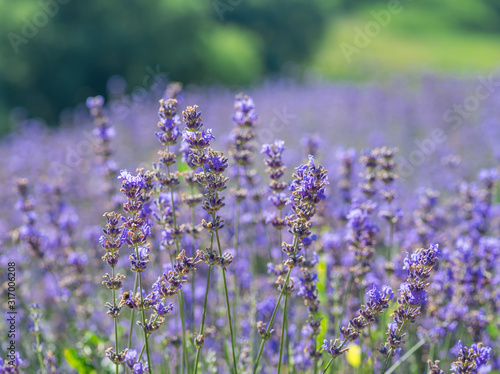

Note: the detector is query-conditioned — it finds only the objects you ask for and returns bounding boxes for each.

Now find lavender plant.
[254,155,328,373]
[3,76,500,374]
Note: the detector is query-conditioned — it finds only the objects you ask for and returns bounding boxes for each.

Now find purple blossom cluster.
[2,77,499,374]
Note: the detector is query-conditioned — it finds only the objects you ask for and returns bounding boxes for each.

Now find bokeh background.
[2,0,500,134]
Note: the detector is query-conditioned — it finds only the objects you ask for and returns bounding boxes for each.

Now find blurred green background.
[1,0,500,134]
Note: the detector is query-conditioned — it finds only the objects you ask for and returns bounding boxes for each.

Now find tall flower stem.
[388,222,394,261]
[322,340,349,374]
[381,320,408,373]
[112,267,119,374]
[234,168,241,258]
[279,209,283,262]
[193,264,212,374]
[193,209,216,374]
[191,185,197,327]
[166,156,189,374]
[337,273,353,332]
[277,288,289,374]
[127,273,139,349]
[233,168,241,339]
[30,309,47,374]
[35,332,46,374]
[135,244,153,374]
[253,268,292,374]
[197,159,238,374]
[256,200,273,259]
[178,292,188,374]
[216,230,238,374]
[385,339,425,374]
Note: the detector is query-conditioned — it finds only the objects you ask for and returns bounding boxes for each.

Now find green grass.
[311,2,500,80]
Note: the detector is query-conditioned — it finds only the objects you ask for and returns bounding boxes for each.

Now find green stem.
[127,273,139,349]
[277,291,289,374]
[34,331,47,374]
[322,358,334,374]
[166,158,189,374]
[234,167,241,258]
[216,231,238,374]
[178,291,188,374]
[176,346,180,374]
[381,320,407,374]
[112,268,119,374]
[286,323,291,373]
[279,209,283,262]
[256,200,273,259]
[444,331,452,359]
[139,344,146,364]
[337,273,353,332]
[429,342,435,362]
[233,168,241,345]
[200,162,237,373]
[385,339,425,374]
[193,264,212,374]
[135,247,153,374]
[253,268,292,374]
[191,186,197,328]
[322,339,349,374]
[388,222,394,261]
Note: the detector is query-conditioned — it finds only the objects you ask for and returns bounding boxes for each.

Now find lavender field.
[1,75,499,374]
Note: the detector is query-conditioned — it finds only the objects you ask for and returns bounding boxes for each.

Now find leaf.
[63,348,96,374]
[83,331,104,346]
[177,157,190,173]
[487,322,499,340]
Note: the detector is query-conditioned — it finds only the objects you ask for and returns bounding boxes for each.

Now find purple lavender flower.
[86,95,118,204]
[322,284,393,368]
[155,98,181,146]
[86,95,105,110]
[380,244,440,371]
[0,352,25,373]
[450,341,492,374]
[262,140,285,160]
[300,133,321,157]
[206,153,229,174]
[345,201,378,285]
[129,246,150,273]
[288,155,329,221]
[262,140,288,234]
[255,156,328,373]
[336,147,357,204]
[427,360,445,374]
[342,285,393,341]
[119,170,145,199]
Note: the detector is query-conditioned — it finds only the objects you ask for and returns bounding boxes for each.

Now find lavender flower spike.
[450,341,492,374]
[322,284,393,369]
[380,244,441,373]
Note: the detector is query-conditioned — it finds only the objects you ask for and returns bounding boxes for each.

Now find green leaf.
[63,348,96,374]
[177,157,190,174]
[487,322,499,340]
[83,331,104,346]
